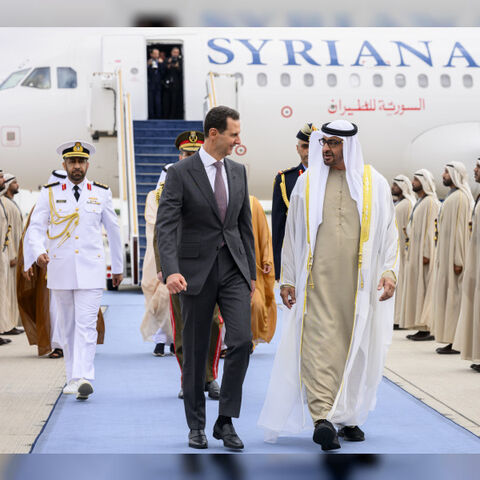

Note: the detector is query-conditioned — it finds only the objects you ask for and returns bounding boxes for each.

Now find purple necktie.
[213,161,227,223]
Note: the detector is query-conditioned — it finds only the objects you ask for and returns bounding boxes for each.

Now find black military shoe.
[205,380,220,400]
[213,421,244,450]
[338,425,365,442]
[313,420,341,451]
[188,429,208,449]
[153,343,165,357]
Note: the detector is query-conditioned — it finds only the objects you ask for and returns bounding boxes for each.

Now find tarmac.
[1,288,479,454]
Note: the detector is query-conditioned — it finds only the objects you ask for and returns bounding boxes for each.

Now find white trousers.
[51,289,103,382]
[49,293,62,350]
[152,327,168,344]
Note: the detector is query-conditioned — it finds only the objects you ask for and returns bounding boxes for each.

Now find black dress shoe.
[178,388,184,399]
[407,331,435,341]
[1,327,24,335]
[313,420,341,451]
[471,364,480,373]
[188,429,208,449]
[338,425,365,442]
[436,344,460,354]
[205,380,220,400]
[213,421,244,449]
[0,337,12,345]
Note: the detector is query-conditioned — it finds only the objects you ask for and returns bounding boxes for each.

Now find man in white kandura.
[26,141,123,400]
[400,169,440,340]
[453,158,480,371]
[390,175,416,329]
[432,162,473,355]
[258,120,398,451]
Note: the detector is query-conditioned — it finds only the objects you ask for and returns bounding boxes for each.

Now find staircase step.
[134,128,200,137]
[134,120,203,128]
[135,145,179,155]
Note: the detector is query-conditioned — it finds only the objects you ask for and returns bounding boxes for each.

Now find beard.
[443,178,453,187]
[412,184,422,192]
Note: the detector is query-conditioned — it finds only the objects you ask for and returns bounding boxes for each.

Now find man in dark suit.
[156,106,256,450]
[271,123,316,280]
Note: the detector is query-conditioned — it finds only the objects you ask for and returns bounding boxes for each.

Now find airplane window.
[349,73,360,87]
[395,74,406,88]
[21,67,51,89]
[418,74,429,88]
[304,73,314,87]
[57,67,77,89]
[373,74,383,87]
[257,73,267,87]
[462,74,473,88]
[440,74,451,88]
[327,73,337,87]
[0,69,30,90]
[281,73,291,87]
[233,72,244,86]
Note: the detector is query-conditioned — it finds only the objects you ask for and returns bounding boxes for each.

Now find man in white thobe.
[432,162,473,354]
[26,141,123,400]
[453,159,480,370]
[1,173,24,333]
[258,120,398,451]
[401,169,440,341]
[0,170,13,346]
[391,175,416,329]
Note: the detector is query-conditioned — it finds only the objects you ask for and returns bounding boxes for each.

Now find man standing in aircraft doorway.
[272,123,316,281]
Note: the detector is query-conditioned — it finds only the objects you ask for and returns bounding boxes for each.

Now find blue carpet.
[31,290,480,453]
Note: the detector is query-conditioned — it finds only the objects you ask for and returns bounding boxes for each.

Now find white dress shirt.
[198,146,229,205]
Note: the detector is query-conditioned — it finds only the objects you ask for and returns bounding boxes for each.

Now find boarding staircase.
[133,119,203,280]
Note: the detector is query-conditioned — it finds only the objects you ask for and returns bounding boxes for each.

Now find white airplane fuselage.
[1,27,480,201]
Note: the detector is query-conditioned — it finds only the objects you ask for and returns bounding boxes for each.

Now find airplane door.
[205,72,239,113]
[102,35,148,120]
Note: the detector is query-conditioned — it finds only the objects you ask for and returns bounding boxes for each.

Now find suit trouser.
[51,289,103,382]
[171,294,222,384]
[180,246,252,430]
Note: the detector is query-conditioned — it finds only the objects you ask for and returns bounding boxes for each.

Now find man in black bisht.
[271,123,316,280]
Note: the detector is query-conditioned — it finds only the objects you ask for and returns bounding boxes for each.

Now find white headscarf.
[2,173,16,196]
[47,169,67,185]
[156,163,174,189]
[446,161,474,208]
[413,169,440,206]
[308,120,364,250]
[393,174,416,206]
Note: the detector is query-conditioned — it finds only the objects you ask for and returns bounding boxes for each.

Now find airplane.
[1,27,480,284]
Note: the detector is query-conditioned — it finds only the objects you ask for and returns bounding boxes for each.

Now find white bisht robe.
[258,164,399,441]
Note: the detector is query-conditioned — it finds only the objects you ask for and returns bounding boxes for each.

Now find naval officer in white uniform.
[26,141,123,400]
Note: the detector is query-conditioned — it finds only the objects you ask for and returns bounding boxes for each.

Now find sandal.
[48,348,64,358]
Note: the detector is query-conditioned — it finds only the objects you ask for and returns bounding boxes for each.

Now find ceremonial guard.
[26,141,123,400]
[271,123,316,280]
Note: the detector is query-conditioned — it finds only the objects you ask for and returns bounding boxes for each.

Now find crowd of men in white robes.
[392,159,480,372]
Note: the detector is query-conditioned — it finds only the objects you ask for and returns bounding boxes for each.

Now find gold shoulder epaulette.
[43,181,60,188]
[93,181,109,190]
[279,166,298,175]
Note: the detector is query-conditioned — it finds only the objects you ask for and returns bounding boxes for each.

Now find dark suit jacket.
[155,151,256,296]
